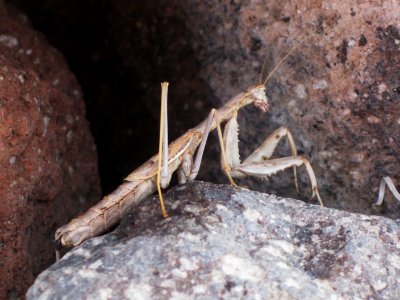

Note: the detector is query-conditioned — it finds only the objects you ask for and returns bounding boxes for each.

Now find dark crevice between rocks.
[7,0,213,195]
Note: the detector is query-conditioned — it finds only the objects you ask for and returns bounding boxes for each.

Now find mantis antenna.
[260,34,313,86]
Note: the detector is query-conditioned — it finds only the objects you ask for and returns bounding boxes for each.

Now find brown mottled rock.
[27,181,400,299]
[0,3,100,298]
[7,1,400,218]
[178,1,400,217]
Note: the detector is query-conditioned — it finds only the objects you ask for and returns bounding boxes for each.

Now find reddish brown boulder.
[0,3,100,298]
[178,1,400,217]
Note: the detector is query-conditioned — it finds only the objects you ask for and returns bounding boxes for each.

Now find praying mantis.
[55,38,324,249]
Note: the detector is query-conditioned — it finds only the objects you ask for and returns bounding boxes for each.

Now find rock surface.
[0,3,100,298]
[28,181,400,300]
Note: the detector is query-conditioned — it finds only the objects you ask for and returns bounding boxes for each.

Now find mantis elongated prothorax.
[55,36,323,250]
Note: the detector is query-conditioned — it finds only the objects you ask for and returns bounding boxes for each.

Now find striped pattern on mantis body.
[55,84,271,248]
[55,37,324,249]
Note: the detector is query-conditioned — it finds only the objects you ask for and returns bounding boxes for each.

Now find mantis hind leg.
[235,156,323,206]
[157,82,170,218]
[242,126,299,193]
[157,86,218,217]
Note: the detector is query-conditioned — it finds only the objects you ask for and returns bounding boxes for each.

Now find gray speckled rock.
[27,181,400,300]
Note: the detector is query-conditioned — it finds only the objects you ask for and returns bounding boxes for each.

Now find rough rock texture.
[178,1,400,217]
[28,181,400,300]
[0,3,100,298]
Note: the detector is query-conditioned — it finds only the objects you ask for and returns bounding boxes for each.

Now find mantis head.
[247,84,269,113]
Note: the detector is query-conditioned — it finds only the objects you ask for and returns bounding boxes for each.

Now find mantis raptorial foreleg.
[215,110,239,187]
[215,109,323,206]
[241,121,299,192]
[374,176,400,206]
